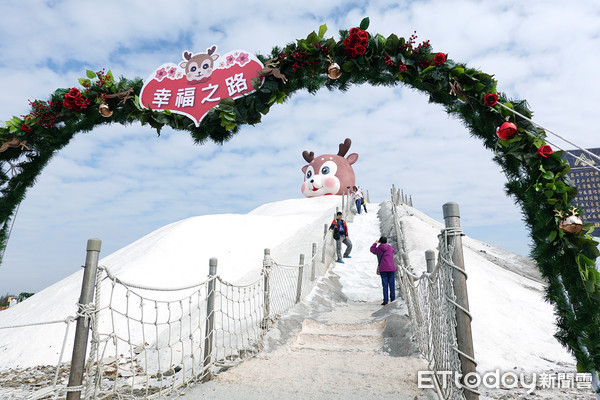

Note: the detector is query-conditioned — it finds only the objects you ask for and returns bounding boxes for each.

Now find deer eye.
[202,62,211,70]
[321,166,330,175]
[190,66,197,72]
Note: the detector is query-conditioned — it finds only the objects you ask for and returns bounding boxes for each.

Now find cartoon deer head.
[301,138,359,197]
[179,46,219,83]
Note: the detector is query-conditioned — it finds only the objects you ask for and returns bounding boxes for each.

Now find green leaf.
[385,34,399,52]
[542,171,555,180]
[421,65,435,75]
[548,230,557,242]
[251,77,262,90]
[318,24,327,40]
[78,78,91,87]
[450,67,465,77]
[306,31,318,44]
[342,61,354,72]
[219,98,235,106]
[86,70,97,79]
[359,17,370,30]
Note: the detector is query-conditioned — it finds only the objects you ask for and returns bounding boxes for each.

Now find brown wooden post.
[66,238,102,400]
[443,202,478,400]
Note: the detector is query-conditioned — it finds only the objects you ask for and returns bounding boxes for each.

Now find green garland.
[1,17,600,378]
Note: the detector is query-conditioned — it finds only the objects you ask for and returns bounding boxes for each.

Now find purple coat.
[370,243,396,272]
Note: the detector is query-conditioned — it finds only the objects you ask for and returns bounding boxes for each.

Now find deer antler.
[302,150,314,163]
[337,138,352,157]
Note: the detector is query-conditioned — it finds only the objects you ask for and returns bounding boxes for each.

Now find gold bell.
[559,215,583,234]
[327,62,341,79]
[98,103,113,117]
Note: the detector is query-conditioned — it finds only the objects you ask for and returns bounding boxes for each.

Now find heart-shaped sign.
[139,46,264,126]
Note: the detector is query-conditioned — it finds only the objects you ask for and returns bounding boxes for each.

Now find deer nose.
[310,179,314,183]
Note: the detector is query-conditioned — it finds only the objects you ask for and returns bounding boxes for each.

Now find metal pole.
[425,250,436,273]
[296,254,304,303]
[366,190,370,203]
[202,257,218,381]
[262,249,271,329]
[311,243,317,281]
[409,195,413,207]
[442,202,478,400]
[66,238,102,400]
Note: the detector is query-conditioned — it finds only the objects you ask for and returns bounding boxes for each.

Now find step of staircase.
[290,319,386,352]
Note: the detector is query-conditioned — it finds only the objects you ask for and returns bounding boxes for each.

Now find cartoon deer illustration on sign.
[301,138,359,197]
[179,45,219,83]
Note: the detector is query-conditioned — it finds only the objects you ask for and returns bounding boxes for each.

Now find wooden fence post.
[442,202,478,400]
[66,238,102,400]
[296,254,304,303]
[202,257,218,381]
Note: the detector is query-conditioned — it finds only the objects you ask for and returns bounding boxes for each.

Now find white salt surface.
[0,196,577,395]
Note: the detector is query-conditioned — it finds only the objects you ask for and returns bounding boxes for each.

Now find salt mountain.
[0,196,574,373]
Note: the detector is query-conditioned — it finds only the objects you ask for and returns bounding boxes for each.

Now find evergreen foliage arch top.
[1,18,599,379]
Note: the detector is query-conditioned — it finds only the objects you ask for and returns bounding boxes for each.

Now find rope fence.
[81,219,337,399]
[388,189,478,400]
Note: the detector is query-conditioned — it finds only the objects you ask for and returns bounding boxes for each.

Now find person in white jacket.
[352,186,366,214]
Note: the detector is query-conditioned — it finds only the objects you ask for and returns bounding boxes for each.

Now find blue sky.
[1,0,600,294]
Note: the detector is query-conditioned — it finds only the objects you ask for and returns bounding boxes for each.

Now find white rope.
[0,315,76,330]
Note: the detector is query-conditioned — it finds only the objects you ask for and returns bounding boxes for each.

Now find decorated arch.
[1,18,599,376]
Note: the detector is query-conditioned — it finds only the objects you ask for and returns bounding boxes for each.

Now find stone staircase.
[290,318,386,352]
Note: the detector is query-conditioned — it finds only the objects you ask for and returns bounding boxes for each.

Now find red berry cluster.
[80,69,112,91]
[399,31,418,53]
[384,53,395,67]
[289,49,310,72]
[313,42,330,57]
[94,69,112,88]
[418,59,432,68]
[343,27,369,58]
[63,88,91,112]
[398,63,408,72]
[22,100,60,127]
[20,123,31,133]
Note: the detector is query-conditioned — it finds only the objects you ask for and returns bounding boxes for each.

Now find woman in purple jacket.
[370,236,396,305]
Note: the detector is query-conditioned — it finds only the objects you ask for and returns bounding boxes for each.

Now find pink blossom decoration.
[226,55,236,64]
[236,52,250,66]
[167,66,177,78]
[155,68,167,80]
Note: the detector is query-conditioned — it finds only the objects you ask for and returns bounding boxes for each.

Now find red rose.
[63,96,76,110]
[484,93,498,107]
[497,121,517,140]
[346,47,356,58]
[21,123,31,132]
[433,52,446,66]
[349,27,359,36]
[358,30,369,43]
[63,87,89,111]
[537,145,553,158]
[354,44,366,56]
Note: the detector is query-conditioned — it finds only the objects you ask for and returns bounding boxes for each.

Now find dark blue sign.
[563,148,600,227]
